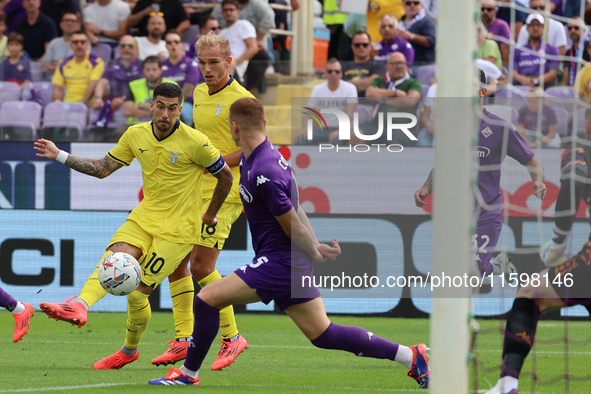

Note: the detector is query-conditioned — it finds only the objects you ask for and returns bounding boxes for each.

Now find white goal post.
[430,0,476,391]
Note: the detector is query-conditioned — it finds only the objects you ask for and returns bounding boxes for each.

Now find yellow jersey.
[193,77,254,204]
[108,119,223,244]
[52,52,104,103]
[575,65,591,103]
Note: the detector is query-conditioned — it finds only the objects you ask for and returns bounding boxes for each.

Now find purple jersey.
[513,42,559,76]
[1,55,31,84]
[374,36,415,67]
[477,108,535,209]
[103,58,142,99]
[486,19,511,49]
[162,55,203,102]
[517,103,557,137]
[239,138,307,261]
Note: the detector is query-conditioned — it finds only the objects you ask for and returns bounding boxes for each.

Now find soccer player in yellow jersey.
[51,31,104,105]
[34,83,233,370]
[172,32,255,371]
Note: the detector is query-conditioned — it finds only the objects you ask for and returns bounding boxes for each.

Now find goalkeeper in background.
[539,107,591,267]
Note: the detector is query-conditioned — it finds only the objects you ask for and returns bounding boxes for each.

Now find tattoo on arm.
[65,155,123,179]
[208,167,233,215]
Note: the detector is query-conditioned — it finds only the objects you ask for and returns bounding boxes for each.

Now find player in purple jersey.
[414,69,547,277]
[148,97,431,388]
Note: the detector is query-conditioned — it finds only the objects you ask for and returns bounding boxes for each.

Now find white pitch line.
[0,383,133,393]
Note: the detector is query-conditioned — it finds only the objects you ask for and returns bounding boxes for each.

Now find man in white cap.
[516,0,567,56]
[512,14,559,87]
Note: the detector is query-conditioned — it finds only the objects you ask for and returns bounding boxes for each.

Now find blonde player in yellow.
[35,83,234,369]
[167,32,255,371]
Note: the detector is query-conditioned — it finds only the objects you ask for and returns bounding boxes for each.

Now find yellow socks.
[169,275,194,339]
[124,290,151,349]
[198,270,239,340]
[77,251,110,308]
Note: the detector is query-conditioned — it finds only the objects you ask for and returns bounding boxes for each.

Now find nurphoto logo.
[301,107,417,153]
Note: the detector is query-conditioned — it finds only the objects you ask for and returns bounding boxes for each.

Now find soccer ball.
[98,252,142,296]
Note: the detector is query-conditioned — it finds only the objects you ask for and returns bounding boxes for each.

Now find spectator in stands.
[219,0,258,86]
[341,31,385,98]
[397,0,436,68]
[496,0,528,39]
[213,0,274,93]
[550,0,564,17]
[319,0,351,60]
[574,41,591,102]
[92,35,141,114]
[122,55,176,124]
[562,17,588,87]
[162,29,202,125]
[1,32,31,89]
[367,0,404,47]
[296,58,357,144]
[513,14,559,87]
[0,15,9,58]
[365,51,422,145]
[41,10,79,76]
[477,26,502,72]
[480,0,511,68]
[14,0,57,60]
[1,0,25,34]
[186,16,220,60]
[128,0,190,36]
[516,88,560,148]
[136,14,168,61]
[52,31,104,105]
[83,0,131,48]
[373,15,414,68]
[517,0,567,56]
[40,0,80,37]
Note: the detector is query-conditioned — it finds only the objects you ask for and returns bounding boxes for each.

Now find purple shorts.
[234,253,321,311]
[475,208,503,275]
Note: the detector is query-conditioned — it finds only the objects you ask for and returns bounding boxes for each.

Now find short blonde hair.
[194,32,231,58]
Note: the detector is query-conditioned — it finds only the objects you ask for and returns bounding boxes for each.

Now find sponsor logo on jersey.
[473,146,491,158]
[239,184,253,203]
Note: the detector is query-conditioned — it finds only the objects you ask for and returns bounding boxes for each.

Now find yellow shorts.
[108,219,193,289]
[196,199,243,249]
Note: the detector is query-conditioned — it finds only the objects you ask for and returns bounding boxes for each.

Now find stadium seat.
[88,106,129,141]
[493,85,529,107]
[554,107,569,137]
[41,102,88,141]
[0,81,22,105]
[545,86,577,116]
[416,64,436,86]
[31,81,55,106]
[485,104,519,124]
[91,43,113,63]
[183,24,200,43]
[0,101,42,140]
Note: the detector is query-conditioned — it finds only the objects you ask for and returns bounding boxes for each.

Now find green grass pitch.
[0,311,589,393]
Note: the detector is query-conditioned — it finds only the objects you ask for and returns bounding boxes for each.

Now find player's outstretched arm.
[33,138,123,179]
[203,163,233,226]
[524,157,546,200]
[414,168,434,207]
[276,207,326,263]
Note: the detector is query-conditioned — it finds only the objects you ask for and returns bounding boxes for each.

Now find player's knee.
[516,286,537,300]
[127,289,149,309]
[191,264,214,282]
